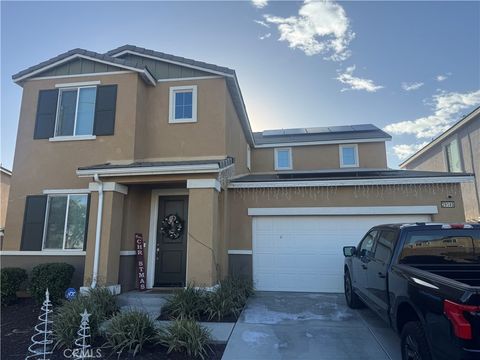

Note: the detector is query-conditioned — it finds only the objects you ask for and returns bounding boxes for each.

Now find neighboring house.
[1,45,474,293]
[0,166,12,245]
[400,107,480,222]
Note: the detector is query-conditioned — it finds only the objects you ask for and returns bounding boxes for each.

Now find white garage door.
[252,214,431,293]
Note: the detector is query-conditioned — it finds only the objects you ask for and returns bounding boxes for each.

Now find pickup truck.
[343,223,480,360]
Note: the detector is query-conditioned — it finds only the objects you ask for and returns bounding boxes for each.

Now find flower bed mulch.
[1,298,225,360]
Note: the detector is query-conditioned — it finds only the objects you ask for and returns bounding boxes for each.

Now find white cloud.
[384,89,480,138]
[264,0,355,61]
[401,82,424,91]
[252,0,268,9]
[436,73,451,82]
[336,65,383,92]
[393,142,429,160]
[259,33,271,40]
[254,19,270,28]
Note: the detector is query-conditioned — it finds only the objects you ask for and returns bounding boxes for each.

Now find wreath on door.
[160,214,184,239]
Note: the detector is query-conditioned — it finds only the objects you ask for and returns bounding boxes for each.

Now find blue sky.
[1,0,479,170]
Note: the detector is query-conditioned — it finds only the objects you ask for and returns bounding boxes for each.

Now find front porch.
[78,158,232,293]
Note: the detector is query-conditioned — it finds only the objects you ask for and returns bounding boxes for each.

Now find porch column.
[83,182,128,291]
[186,179,221,286]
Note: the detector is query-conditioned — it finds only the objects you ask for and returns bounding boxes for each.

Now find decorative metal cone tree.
[26,289,53,360]
[73,309,92,359]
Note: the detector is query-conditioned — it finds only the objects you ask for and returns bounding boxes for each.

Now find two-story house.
[400,107,480,222]
[1,45,473,293]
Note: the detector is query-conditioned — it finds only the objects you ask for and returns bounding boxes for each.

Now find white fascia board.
[187,179,221,192]
[43,188,91,195]
[248,206,439,216]
[0,250,86,256]
[254,138,391,149]
[89,182,128,195]
[30,71,133,81]
[229,175,474,189]
[14,54,156,86]
[111,50,234,77]
[77,163,221,177]
[228,249,253,255]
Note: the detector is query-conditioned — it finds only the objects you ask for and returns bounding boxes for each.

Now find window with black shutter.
[20,195,47,250]
[93,85,117,136]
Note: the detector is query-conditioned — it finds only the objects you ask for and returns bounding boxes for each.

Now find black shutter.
[93,85,117,136]
[34,89,59,139]
[83,194,91,251]
[20,195,48,251]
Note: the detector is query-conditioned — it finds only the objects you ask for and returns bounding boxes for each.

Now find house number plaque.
[441,201,455,208]
[135,233,147,291]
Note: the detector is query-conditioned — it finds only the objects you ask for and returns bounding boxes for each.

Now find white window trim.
[169,85,198,123]
[247,144,251,171]
[274,147,292,170]
[54,86,97,138]
[42,193,88,251]
[55,80,101,88]
[339,144,359,168]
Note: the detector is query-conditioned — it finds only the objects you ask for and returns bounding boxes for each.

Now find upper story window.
[43,194,88,250]
[55,87,97,137]
[339,144,359,168]
[169,85,198,123]
[274,148,292,170]
[445,139,462,172]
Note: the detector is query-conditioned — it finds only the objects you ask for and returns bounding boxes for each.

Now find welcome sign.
[135,233,147,291]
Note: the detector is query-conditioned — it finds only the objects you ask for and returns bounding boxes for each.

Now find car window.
[374,230,396,263]
[358,230,378,257]
[399,229,480,264]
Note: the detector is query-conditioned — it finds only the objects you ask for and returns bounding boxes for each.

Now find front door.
[154,196,188,287]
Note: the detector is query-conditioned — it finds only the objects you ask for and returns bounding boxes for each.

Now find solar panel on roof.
[305,127,330,134]
[328,126,355,133]
[351,124,377,131]
[284,128,307,135]
[263,129,284,136]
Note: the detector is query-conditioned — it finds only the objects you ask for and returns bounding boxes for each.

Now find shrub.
[54,287,119,347]
[0,267,28,305]
[163,284,205,319]
[105,310,156,357]
[30,263,75,303]
[204,277,254,321]
[157,318,211,360]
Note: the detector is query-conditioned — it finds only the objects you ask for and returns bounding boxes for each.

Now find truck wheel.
[401,322,432,360]
[344,270,363,309]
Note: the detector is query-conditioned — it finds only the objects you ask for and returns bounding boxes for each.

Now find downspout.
[91,174,104,289]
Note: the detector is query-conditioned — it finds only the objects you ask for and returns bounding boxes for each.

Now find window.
[43,194,88,250]
[374,230,397,263]
[274,148,292,170]
[169,85,197,123]
[55,87,96,137]
[445,139,462,172]
[247,144,251,170]
[358,230,378,257]
[340,144,359,167]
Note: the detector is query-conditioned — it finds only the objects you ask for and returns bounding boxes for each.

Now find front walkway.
[222,292,400,360]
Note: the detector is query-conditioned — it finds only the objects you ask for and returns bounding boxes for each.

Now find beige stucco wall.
[1,171,11,230]
[225,89,249,176]
[226,184,465,250]
[403,117,480,221]
[3,72,140,250]
[133,78,227,160]
[251,142,388,172]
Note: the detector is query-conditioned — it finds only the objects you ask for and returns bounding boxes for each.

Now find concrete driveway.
[222,292,400,360]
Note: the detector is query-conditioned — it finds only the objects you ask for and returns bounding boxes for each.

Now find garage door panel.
[253,214,431,293]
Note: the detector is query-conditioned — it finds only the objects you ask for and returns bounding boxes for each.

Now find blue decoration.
[65,287,77,301]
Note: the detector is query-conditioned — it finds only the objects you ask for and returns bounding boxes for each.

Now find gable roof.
[12,48,156,85]
[400,106,480,168]
[254,124,391,147]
